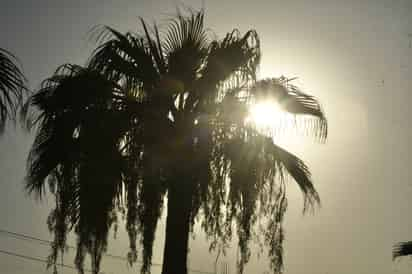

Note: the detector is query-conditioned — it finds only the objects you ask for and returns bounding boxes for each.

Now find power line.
[0,248,92,273]
[0,228,126,261]
[0,228,50,245]
[0,228,214,274]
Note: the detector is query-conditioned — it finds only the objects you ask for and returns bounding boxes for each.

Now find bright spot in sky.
[247,100,313,154]
[248,101,284,128]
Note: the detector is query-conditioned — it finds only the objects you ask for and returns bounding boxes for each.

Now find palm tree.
[0,48,27,134]
[393,241,412,259]
[25,11,327,274]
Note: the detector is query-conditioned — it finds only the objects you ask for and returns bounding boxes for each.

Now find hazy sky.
[1,0,412,273]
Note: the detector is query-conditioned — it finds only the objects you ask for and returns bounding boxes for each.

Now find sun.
[247,101,284,129]
[246,100,302,151]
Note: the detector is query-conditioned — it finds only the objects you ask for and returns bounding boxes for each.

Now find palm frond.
[163,11,208,54]
[88,27,159,90]
[26,64,134,274]
[250,77,327,141]
[139,18,167,74]
[201,29,260,86]
[137,169,165,274]
[393,241,412,259]
[200,124,318,273]
[163,11,208,85]
[25,64,126,196]
[265,138,320,211]
[0,48,27,133]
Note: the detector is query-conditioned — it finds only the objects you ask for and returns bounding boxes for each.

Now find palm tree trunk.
[161,184,192,274]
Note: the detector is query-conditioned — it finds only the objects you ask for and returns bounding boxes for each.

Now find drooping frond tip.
[251,77,327,142]
[268,140,320,212]
[393,241,412,260]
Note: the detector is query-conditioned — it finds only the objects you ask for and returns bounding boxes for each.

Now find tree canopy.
[25,10,327,274]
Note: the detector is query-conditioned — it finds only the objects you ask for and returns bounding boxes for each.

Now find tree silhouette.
[0,48,27,134]
[25,11,327,274]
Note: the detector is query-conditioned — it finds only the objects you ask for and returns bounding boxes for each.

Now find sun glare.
[246,100,311,153]
[248,101,284,128]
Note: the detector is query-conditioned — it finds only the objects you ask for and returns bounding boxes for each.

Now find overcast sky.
[1,0,412,274]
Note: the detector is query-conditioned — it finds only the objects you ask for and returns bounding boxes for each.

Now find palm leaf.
[26,64,134,274]
[88,27,159,89]
[201,29,260,86]
[139,18,166,74]
[0,48,27,133]
[393,241,412,259]
[265,138,320,210]
[250,77,327,140]
[163,11,208,84]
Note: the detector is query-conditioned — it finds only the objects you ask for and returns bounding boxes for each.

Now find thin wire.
[0,228,125,261]
[0,248,91,272]
[0,228,213,274]
[0,228,49,244]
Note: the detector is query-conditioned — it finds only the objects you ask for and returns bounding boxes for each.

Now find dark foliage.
[25,10,327,274]
[0,48,27,134]
[393,241,412,260]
